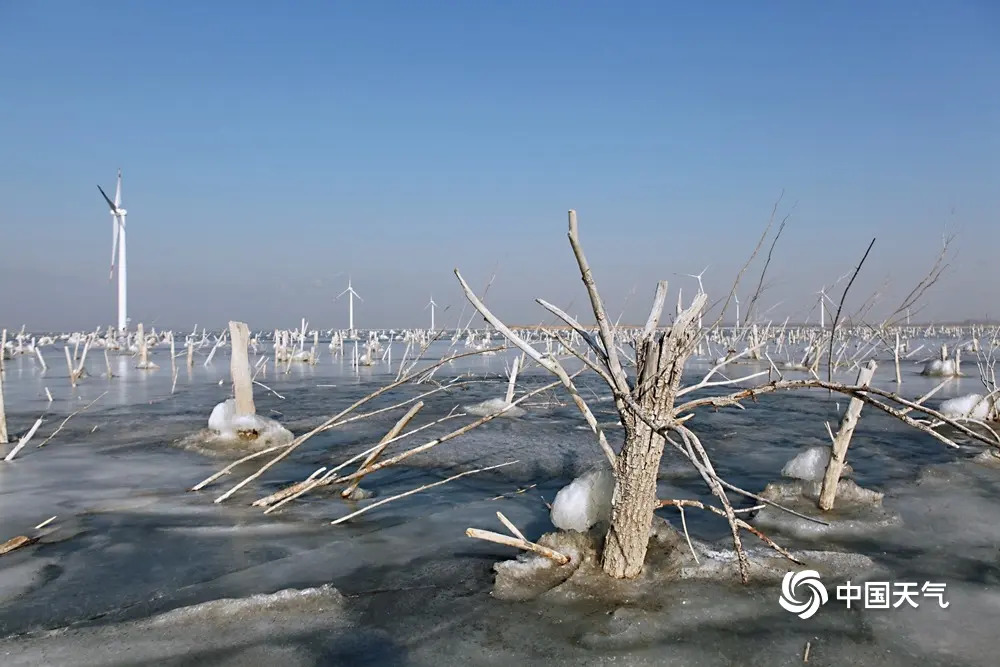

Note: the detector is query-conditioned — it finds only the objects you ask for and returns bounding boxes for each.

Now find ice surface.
[464,396,526,418]
[0,584,355,667]
[780,445,852,481]
[549,466,615,531]
[0,340,998,665]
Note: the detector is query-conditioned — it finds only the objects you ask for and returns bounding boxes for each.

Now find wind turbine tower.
[425,295,438,332]
[336,278,363,336]
[98,169,128,333]
[815,288,829,329]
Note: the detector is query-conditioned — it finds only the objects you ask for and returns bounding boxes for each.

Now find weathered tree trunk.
[229,321,256,417]
[818,359,876,510]
[602,320,699,578]
[0,329,7,445]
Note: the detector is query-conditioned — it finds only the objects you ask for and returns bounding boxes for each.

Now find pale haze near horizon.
[0,2,997,332]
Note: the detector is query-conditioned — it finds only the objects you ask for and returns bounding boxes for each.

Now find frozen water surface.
[0,338,998,666]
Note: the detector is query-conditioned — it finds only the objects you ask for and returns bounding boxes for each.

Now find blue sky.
[0,1,996,330]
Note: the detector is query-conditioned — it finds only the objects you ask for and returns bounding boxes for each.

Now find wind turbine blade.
[354,292,364,302]
[335,288,349,299]
[114,169,122,207]
[97,185,116,212]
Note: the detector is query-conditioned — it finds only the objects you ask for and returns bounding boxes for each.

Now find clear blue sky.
[1,1,996,330]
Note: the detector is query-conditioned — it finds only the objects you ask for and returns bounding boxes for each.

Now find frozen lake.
[0,337,998,666]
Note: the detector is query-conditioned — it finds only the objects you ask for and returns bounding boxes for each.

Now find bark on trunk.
[602,327,696,578]
[602,418,664,578]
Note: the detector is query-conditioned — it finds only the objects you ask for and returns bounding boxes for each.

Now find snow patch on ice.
[464,397,526,418]
[148,584,345,628]
[939,393,993,420]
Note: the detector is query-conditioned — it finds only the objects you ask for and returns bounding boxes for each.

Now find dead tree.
[455,210,997,582]
[457,211,714,578]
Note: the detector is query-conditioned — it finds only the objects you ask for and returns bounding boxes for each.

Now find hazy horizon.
[1,2,996,332]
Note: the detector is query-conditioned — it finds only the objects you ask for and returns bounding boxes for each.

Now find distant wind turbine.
[677,265,709,329]
[814,287,838,329]
[425,295,438,331]
[677,265,709,295]
[97,169,128,333]
[336,277,363,334]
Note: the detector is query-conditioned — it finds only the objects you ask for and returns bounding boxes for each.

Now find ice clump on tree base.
[781,445,852,481]
[492,515,880,602]
[753,449,899,540]
[549,467,615,532]
[182,398,295,455]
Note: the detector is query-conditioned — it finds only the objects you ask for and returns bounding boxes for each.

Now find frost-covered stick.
[36,391,107,448]
[186,339,194,368]
[103,348,112,378]
[465,526,570,565]
[818,360,876,511]
[44,387,52,404]
[261,375,569,509]
[504,354,521,405]
[898,378,952,416]
[136,323,147,366]
[0,347,6,445]
[658,498,802,565]
[0,535,39,555]
[170,332,176,376]
[204,332,225,367]
[34,345,47,373]
[495,511,527,541]
[221,380,471,498]
[674,424,751,580]
[0,328,5,374]
[310,331,319,365]
[331,460,519,526]
[257,411,461,510]
[214,347,524,504]
[455,271,617,466]
[228,321,256,417]
[4,417,43,462]
[893,330,902,385]
[566,210,630,392]
[252,380,284,400]
[171,366,179,394]
[64,347,76,387]
[342,401,424,499]
[190,444,290,491]
[74,335,92,378]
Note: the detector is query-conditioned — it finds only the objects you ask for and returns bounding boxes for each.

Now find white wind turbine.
[97,169,128,333]
[336,277,363,335]
[425,295,438,332]
[677,265,708,329]
[815,287,829,328]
